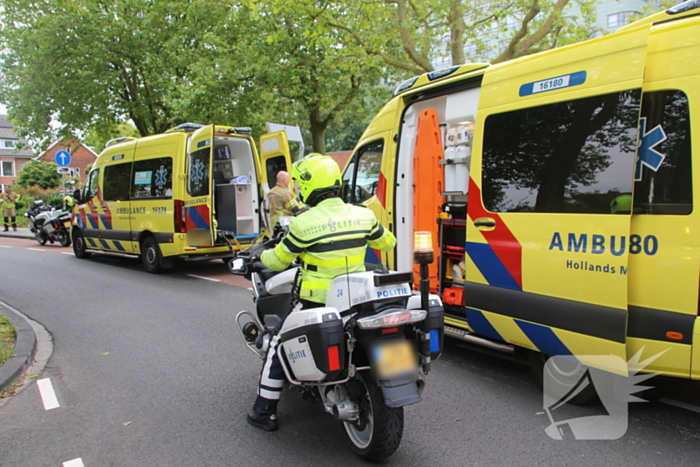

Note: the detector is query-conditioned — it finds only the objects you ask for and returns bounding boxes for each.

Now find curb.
[0,302,37,393]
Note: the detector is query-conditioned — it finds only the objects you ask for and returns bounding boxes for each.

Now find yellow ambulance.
[72,123,292,272]
[341,3,700,393]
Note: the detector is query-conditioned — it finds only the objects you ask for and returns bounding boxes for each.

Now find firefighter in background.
[266,170,302,229]
[247,154,396,432]
[1,186,21,232]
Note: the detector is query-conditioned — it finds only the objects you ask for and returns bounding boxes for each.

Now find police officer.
[1,186,21,232]
[247,154,396,432]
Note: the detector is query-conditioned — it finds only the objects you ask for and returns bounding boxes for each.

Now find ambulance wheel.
[344,372,403,462]
[72,230,91,258]
[528,351,596,405]
[56,230,71,247]
[141,236,174,273]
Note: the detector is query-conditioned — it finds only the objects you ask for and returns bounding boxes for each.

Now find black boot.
[246,410,278,432]
[12,223,17,231]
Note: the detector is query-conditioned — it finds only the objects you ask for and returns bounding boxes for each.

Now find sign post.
[55,150,72,210]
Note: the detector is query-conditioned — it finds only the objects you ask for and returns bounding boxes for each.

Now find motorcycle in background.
[229,237,444,461]
[24,200,72,247]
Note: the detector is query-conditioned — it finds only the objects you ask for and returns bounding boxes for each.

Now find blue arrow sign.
[635,117,667,181]
[55,150,72,167]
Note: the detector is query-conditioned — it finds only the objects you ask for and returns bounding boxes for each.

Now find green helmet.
[292,154,342,206]
[610,194,632,214]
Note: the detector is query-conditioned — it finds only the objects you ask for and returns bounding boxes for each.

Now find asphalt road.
[1,238,700,467]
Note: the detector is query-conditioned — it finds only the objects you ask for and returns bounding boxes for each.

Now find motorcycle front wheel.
[55,230,71,247]
[343,371,404,462]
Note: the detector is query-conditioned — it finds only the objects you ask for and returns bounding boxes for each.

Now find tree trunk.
[309,108,328,155]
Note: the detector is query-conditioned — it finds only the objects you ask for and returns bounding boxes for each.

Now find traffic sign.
[57,167,71,174]
[55,150,72,167]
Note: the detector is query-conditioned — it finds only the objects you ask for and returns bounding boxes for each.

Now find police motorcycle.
[24,200,72,247]
[229,236,444,462]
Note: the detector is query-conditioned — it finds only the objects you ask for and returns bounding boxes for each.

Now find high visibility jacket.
[261,197,396,304]
[0,192,20,209]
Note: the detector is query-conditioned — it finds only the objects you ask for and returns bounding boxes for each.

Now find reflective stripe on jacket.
[261,197,396,304]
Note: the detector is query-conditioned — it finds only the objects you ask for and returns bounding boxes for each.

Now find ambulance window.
[132,157,173,199]
[85,169,100,201]
[482,89,640,213]
[342,139,383,204]
[633,90,691,215]
[188,148,210,197]
[103,163,132,202]
[266,156,288,190]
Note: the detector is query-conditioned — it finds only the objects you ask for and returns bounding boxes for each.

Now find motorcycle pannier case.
[278,308,346,382]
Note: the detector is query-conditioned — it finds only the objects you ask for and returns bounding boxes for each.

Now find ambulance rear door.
[466,26,650,373]
[258,131,292,190]
[184,125,216,248]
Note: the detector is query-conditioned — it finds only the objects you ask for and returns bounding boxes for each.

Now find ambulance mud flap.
[377,377,421,408]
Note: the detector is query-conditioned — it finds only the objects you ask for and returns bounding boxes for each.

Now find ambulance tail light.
[174,200,187,233]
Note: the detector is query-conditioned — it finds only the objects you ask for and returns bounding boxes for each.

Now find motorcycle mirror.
[228,257,247,275]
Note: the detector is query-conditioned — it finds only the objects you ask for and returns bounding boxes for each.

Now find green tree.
[83,121,140,154]
[17,161,61,189]
[0,0,235,149]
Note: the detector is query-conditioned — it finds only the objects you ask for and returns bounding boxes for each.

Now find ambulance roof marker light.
[393,76,419,96]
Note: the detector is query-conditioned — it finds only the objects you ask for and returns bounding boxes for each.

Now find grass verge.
[0,314,16,366]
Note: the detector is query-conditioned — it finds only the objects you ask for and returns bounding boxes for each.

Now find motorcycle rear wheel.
[56,230,71,247]
[34,231,47,246]
[343,371,404,462]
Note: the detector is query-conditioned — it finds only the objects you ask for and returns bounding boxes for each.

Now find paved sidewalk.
[0,227,35,240]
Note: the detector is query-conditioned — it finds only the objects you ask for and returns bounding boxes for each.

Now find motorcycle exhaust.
[332,399,360,422]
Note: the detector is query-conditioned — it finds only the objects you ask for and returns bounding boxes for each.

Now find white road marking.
[660,397,700,414]
[63,458,85,467]
[27,248,46,252]
[0,245,12,248]
[187,274,221,282]
[37,378,60,410]
[61,252,73,255]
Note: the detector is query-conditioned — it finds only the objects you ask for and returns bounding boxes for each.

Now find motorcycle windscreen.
[185,125,215,247]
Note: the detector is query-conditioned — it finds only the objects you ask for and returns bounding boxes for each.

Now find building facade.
[0,115,33,193]
[38,139,98,185]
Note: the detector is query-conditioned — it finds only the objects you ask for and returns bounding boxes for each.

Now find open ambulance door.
[466,25,651,375]
[184,125,216,247]
[259,131,293,190]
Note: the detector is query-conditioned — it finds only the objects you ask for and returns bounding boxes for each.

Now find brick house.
[0,115,34,193]
[38,138,98,185]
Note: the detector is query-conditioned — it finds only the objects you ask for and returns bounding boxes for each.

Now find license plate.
[63,221,71,228]
[374,340,417,378]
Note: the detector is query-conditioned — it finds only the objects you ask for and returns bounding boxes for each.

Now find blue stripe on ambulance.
[186,206,210,230]
[99,213,112,230]
[87,238,98,248]
[113,241,125,252]
[465,241,521,291]
[515,320,573,356]
[466,308,504,342]
[100,239,110,249]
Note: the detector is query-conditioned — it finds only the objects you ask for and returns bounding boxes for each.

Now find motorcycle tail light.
[357,309,427,330]
[327,345,341,372]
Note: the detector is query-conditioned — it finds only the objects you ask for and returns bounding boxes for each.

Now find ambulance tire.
[344,371,403,462]
[72,230,91,259]
[141,237,175,273]
[528,351,597,405]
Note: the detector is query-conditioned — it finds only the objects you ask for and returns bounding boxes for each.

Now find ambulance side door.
[341,133,392,265]
[184,125,216,247]
[466,26,650,372]
[258,131,292,190]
